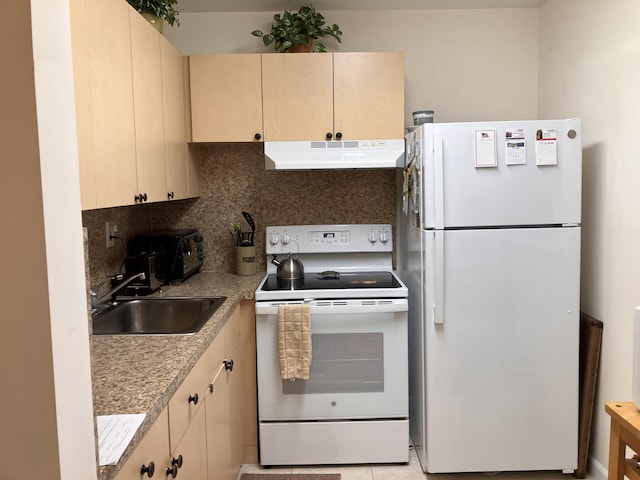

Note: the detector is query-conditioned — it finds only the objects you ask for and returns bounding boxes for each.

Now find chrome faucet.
[90,272,146,313]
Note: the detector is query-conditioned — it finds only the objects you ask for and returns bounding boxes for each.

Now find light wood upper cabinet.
[262,53,334,141]
[129,9,167,204]
[71,0,198,210]
[161,38,190,200]
[333,52,405,140]
[86,0,137,208]
[261,52,404,142]
[69,0,97,210]
[189,54,264,143]
[187,51,404,144]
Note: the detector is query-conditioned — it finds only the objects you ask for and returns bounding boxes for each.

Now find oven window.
[282,333,384,394]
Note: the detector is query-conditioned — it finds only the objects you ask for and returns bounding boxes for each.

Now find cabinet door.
[262,53,333,141]
[226,340,244,473]
[161,38,190,200]
[333,52,405,140]
[190,54,263,143]
[129,9,166,204]
[168,354,210,453]
[113,408,170,480]
[171,402,208,479]
[205,362,233,480]
[236,301,258,463]
[87,0,137,208]
[69,0,97,210]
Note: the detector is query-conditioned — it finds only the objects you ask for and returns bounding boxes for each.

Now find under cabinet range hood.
[264,139,405,170]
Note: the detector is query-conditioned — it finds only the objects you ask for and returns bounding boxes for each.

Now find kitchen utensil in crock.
[242,211,256,245]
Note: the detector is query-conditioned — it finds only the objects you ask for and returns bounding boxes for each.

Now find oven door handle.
[255,299,408,315]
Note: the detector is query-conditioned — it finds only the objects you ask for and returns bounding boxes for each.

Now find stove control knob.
[379,231,390,244]
[281,234,291,246]
[269,234,280,246]
[368,232,378,244]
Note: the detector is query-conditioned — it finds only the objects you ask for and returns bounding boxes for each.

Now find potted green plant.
[251,5,342,53]
[127,0,179,33]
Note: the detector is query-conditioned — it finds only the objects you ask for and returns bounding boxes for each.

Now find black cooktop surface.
[261,271,402,291]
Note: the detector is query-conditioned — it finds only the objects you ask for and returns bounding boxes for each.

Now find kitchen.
[3,1,637,480]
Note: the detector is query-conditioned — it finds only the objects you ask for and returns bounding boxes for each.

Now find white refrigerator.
[397,119,581,474]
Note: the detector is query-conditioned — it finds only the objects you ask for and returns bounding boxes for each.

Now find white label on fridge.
[535,128,558,165]
[474,130,497,167]
[505,128,526,165]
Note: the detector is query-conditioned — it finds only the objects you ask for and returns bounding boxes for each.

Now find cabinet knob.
[188,393,199,405]
[336,132,343,140]
[224,359,234,372]
[172,455,183,469]
[135,193,148,203]
[167,191,175,200]
[254,133,262,140]
[325,132,333,140]
[166,464,178,479]
[209,383,214,393]
[140,462,155,478]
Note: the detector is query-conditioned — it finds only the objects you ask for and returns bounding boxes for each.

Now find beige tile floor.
[238,447,586,480]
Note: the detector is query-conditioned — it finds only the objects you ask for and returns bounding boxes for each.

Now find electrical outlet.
[106,222,118,248]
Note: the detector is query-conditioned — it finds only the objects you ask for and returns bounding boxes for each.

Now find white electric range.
[254,224,409,466]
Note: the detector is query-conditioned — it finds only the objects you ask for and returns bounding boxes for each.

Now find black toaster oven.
[131,229,204,283]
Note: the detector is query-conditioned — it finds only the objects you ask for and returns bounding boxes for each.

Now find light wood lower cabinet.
[111,301,256,480]
[170,404,208,479]
[205,362,233,480]
[206,300,244,480]
[113,408,171,480]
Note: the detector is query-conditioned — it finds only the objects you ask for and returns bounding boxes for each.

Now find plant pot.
[140,11,163,33]
[287,38,313,53]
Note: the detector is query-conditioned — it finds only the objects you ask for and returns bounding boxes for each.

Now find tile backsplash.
[83,143,396,295]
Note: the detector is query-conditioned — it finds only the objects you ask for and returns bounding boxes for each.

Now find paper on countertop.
[97,414,145,466]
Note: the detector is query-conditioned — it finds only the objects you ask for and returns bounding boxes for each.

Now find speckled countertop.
[93,270,265,480]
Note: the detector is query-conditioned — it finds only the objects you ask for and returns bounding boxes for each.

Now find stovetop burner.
[260,271,402,291]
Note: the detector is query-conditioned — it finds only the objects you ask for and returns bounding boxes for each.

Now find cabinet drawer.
[114,408,170,480]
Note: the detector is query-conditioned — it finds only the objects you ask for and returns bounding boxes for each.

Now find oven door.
[255,298,408,421]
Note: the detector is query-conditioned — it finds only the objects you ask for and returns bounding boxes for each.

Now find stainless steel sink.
[92,296,226,335]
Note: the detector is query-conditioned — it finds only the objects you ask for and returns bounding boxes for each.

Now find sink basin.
[92,296,226,335]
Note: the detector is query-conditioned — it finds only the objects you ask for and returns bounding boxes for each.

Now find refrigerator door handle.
[433,132,445,229]
[434,230,445,324]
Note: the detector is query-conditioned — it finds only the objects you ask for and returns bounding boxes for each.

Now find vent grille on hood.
[264,139,405,170]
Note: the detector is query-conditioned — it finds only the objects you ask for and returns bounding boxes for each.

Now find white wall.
[165,8,541,124]
[31,0,98,478]
[538,1,640,478]
[0,1,98,478]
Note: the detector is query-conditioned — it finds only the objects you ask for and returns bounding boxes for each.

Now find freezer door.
[423,226,580,473]
[422,118,582,228]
